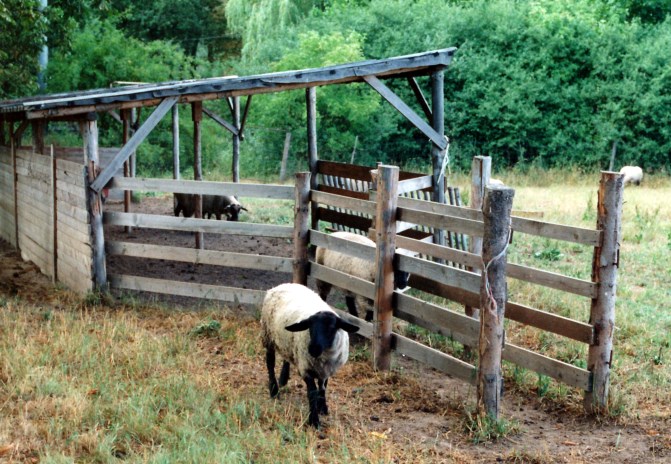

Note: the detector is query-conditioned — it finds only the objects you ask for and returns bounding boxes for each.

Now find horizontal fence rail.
[104,211,293,238]
[109,274,266,305]
[107,241,293,273]
[107,176,294,199]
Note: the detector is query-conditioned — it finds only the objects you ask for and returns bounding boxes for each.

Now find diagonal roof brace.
[363,75,447,150]
[90,96,178,193]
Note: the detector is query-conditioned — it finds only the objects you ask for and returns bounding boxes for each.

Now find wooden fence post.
[431,71,446,249]
[83,113,107,291]
[10,122,19,249]
[306,87,319,230]
[477,185,514,419]
[279,132,292,182]
[465,156,491,321]
[293,172,311,285]
[232,96,241,183]
[172,105,180,180]
[121,109,133,234]
[372,165,399,371]
[584,171,624,413]
[192,101,204,249]
[50,145,57,283]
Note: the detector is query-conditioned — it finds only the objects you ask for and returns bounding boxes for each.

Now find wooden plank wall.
[55,157,93,294]
[15,149,54,276]
[0,146,15,245]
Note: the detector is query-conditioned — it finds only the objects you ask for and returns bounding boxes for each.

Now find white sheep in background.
[315,231,409,322]
[619,166,643,186]
[261,283,358,428]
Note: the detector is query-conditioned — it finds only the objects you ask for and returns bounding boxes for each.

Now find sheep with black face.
[261,283,358,428]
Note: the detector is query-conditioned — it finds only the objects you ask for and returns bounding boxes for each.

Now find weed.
[533,244,563,262]
[191,319,221,338]
[536,374,551,398]
[582,191,595,222]
[463,410,519,443]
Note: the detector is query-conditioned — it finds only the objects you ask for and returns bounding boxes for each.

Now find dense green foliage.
[3,0,670,174]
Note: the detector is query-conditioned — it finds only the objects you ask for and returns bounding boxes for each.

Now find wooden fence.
[104,177,295,305]
[304,163,623,414]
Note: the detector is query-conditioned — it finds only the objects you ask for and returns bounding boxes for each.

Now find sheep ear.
[285,318,312,332]
[337,318,359,334]
[240,206,249,212]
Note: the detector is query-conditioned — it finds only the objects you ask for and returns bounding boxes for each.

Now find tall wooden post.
[477,185,514,419]
[172,105,180,180]
[0,116,5,146]
[466,156,492,323]
[83,113,107,290]
[431,71,446,248]
[10,122,19,248]
[192,102,203,249]
[306,87,319,230]
[32,120,45,155]
[50,145,57,283]
[293,172,311,285]
[121,110,133,233]
[232,96,241,183]
[279,132,292,182]
[372,165,399,371]
[584,171,624,413]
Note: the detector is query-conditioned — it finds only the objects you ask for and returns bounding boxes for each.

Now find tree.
[0,0,47,98]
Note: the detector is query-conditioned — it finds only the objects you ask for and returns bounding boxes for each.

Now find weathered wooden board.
[104,212,293,238]
[397,254,481,294]
[56,199,89,223]
[394,292,479,345]
[311,190,376,215]
[310,230,376,262]
[56,183,87,204]
[57,257,92,294]
[317,184,370,200]
[317,160,373,182]
[396,235,482,269]
[511,217,601,247]
[309,262,376,300]
[398,207,484,237]
[315,208,373,233]
[398,195,482,221]
[57,235,92,268]
[106,241,293,273]
[397,175,433,194]
[56,156,85,173]
[17,176,51,196]
[503,344,592,391]
[57,243,93,274]
[18,231,52,274]
[507,263,597,298]
[108,177,293,200]
[109,274,267,305]
[332,307,374,339]
[393,334,477,385]
[56,165,86,188]
[57,215,91,244]
[506,301,594,345]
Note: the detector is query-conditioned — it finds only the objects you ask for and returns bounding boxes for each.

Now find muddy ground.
[1,195,669,463]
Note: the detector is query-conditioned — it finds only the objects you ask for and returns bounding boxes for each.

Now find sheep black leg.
[317,378,329,415]
[345,295,358,318]
[279,361,290,387]
[266,345,279,398]
[317,281,332,301]
[304,375,320,428]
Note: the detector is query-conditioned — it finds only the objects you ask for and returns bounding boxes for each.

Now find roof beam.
[407,77,432,121]
[364,75,447,150]
[91,96,178,193]
[203,107,238,135]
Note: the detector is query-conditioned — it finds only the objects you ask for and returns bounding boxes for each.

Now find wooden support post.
[279,132,292,182]
[10,122,18,248]
[82,114,107,290]
[465,156,491,321]
[0,116,5,146]
[32,120,45,155]
[50,145,57,283]
[232,96,241,183]
[172,105,180,180]
[371,165,399,371]
[477,185,514,419]
[431,71,446,249]
[121,109,133,233]
[584,171,624,413]
[192,102,204,249]
[293,172,311,285]
[306,87,319,230]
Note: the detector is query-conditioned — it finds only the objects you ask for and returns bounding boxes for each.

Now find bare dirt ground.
[1,195,669,463]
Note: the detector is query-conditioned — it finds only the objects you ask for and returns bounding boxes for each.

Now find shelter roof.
[0,48,455,121]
